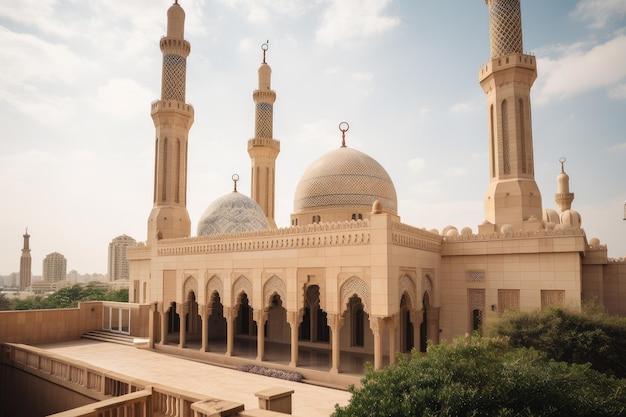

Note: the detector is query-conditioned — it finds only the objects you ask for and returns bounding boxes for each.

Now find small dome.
[197,191,269,236]
[543,209,560,224]
[293,147,397,214]
[561,210,582,228]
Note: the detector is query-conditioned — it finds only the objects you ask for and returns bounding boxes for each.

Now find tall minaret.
[248,43,280,229]
[19,228,31,292]
[478,0,542,233]
[147,1,194,243]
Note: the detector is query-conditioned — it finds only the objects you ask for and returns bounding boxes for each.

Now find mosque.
[127,0,626,376]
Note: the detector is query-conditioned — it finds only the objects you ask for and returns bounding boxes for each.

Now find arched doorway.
[299,285,330,343]
[234,292,257,357]
[264,293,289,362]
[167,301,180,344]
[207,291,227,352]
[185,291,201,344]
[400,293,415,352]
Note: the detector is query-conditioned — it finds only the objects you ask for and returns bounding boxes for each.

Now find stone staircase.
[82,330,136,346]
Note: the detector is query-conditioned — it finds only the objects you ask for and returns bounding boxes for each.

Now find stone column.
[411,310,421,351]
[159,307,167,346]
[254,310,268,362]
[200,304,209,352]
[429,307,440,345]
[148,302,157,349]
[287,310,303,367]
[371,317,383,370]
[328,313,344,374]
[387,315,398,365]
[224,307,235,357]
[178,303,188,348]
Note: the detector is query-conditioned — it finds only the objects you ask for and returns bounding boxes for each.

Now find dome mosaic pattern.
[293,147,398,213]
[197,192,269,236]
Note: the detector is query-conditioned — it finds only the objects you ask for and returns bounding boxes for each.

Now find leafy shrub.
[332,335,626,417]
[491,307,626,379]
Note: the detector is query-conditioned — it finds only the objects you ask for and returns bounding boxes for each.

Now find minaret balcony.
[479,52,536,83]
[151,99,194,117]
[247,138,280,152]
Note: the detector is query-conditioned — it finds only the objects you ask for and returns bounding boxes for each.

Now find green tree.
[332,336,626,417]
[104,288,128,302]
[0,292,11,311]
[490,307,626,379]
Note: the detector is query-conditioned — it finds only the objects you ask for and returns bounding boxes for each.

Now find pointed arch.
[263,275,287,310]
[422,275,433,301]
[206,275,224,301]
[232,275,253,307]
[399,275,416,308]
[182,275,198,301]
[340,276,370,315]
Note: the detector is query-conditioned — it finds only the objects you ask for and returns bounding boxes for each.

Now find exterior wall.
[440,229,587,340]
[0,302,150,344]
[0,302,102,344]
[603,260,626,316]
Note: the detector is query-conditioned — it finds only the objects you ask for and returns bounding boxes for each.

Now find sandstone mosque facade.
[127,0,626,374]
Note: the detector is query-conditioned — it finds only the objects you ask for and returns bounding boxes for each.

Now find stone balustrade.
[2,343,293,417]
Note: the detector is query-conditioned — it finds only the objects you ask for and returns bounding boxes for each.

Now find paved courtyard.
[37,339,352,417]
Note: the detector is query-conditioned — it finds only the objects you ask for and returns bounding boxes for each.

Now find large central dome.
[293,146,398,215]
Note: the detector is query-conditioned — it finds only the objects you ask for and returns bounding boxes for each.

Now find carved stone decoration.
[399,275,416,307]
[182,275,198,301]
[263,275,287,309]
[232,275,253,307]
[340,276,371,315]
[206,275,224,301]
[422,275,433,293]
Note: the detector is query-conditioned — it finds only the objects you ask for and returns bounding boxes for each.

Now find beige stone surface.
[38,339,351,417]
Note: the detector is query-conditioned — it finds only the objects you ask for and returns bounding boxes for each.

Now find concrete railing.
[2,343,295,417]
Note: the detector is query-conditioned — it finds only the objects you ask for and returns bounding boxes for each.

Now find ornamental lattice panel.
[487,0,523,58]
[255,103,273,138]
[541,290,564,310]
[161,54,186,102]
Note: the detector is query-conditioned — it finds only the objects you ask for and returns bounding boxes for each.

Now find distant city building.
[42,252,67,282]
[108,235,136,282]
[19,229,32,291]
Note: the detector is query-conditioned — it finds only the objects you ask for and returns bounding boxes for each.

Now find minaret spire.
[19,228,32,292]
[555,157,574,213]
[248,42,280,229]
[478,0,542,233]
[147,2,194,242]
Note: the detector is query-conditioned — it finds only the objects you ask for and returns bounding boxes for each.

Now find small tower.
[248,43,280,229]
[19,228,32,292]
[555,157,574,213]
[147,1,194,242]
[478,0,542,233]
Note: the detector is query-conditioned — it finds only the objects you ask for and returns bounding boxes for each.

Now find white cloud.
[316,0,399,46]
[609,142,626,151]
[534,34,626,104]
[571,0,626,29]
[450,102,473,113]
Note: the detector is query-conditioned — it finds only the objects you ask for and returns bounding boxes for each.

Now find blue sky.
[0,0,625,275]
